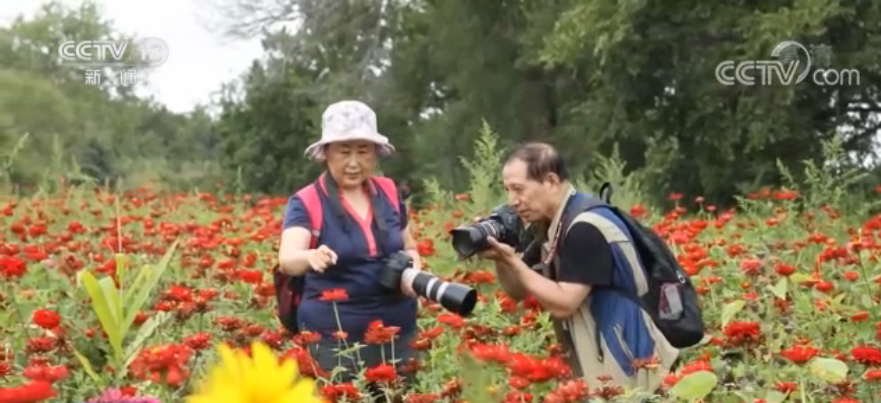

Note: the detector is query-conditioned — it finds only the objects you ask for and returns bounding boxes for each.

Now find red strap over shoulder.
[295,183,322,248]
[371,176,400,215]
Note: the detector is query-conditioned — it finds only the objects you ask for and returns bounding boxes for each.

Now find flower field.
[2,175,881,403]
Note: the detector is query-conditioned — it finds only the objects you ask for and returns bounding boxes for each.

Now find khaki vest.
[540,186,679,397]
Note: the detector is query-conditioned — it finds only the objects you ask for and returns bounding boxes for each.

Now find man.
[477,142,679,396]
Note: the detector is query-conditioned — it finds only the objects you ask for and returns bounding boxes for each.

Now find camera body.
[377,251,413,291]
[449,204,529,259]
[378,251,478,317]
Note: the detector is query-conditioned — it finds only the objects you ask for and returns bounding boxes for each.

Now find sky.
[0,0,265,114]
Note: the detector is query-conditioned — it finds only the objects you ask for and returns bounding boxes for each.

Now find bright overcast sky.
[0,0,264,114]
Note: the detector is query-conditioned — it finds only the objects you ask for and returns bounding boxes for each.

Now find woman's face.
[324,140,377,189]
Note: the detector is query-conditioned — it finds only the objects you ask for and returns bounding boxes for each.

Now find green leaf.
[80,270,123,364]
[459,352,499,403]
[114,253,126,293]
[809,357,849,383]
[768,277,788,300]
[860,294,874,309]
[790,273,814,284]
[670,370,718,402]
[98,276,122,324]
[720,394,745,403]
[720,300,745,328]
[120,239,179,338]
[71,345,105,387]
[122,263,151,308]
[124,311,172,366]
[765,390,787,403]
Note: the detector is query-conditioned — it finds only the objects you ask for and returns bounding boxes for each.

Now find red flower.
[236,270,262,284]
[436,314,464,328]
[0,256,26,278]
[722,321,761,346]
[320,288,349,301]
[774,263,795,276]
[25,338,56,354]
[183,333,211,350]
[0,361,11,377]
[629,205,647,218]
[21,365,67,384]
[0,380,56,403]
[416,240,435,257]
[321,382,362,403]
[543,379,587,403]
[294,331,322,345]
[469,343,510,364]
[507,376,530,389]
[30,310,60,330]
[864,369,881,382]
[364,363,397,384]
[364,320,400,344]
[739,259,762,276]
[851,346,881,367]
[780,345,820,364]
[128,344,192,387]
[404,393,440,403]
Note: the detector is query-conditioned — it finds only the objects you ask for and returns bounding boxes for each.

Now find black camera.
[448,204,524,259]
[378,251,478,317]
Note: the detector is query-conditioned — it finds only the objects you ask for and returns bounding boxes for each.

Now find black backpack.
[564,183,705,349]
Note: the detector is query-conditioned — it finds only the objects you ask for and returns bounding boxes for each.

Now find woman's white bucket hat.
[304,100,395,160]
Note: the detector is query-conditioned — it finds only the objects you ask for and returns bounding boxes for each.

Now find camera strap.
[319,173,353,235]
[369,181,390,257]
[319,172,393,258]
[541,189,578,270]
[542,218,566,271]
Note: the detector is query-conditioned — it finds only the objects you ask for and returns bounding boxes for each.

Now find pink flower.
[88,388,160,403]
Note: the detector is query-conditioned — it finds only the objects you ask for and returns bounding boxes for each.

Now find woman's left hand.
[400,250,421,298]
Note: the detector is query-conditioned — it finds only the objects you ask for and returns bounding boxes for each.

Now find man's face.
[502,159,556,223]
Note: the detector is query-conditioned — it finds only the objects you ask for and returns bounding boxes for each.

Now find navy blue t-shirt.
[281,183,417,341]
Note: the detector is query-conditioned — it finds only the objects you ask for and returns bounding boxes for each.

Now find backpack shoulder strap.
[294,183,323,249]
[371,176,400,215]
[560,194,608,235]
[560,182,614,237]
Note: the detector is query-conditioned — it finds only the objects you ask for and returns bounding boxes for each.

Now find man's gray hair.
[504,142,569,183]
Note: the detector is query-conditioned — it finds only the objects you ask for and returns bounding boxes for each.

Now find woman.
[277,100,421,390]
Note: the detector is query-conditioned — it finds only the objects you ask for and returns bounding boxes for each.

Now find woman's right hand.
[307,245,338,273]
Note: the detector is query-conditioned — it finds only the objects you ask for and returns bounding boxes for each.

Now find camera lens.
[401,269,478,317]
[449,220,504,259]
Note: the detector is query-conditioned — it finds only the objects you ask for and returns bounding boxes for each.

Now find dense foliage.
[2,133,881,403]
[2,0,881,206]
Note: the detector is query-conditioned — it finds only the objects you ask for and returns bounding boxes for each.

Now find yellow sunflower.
[186,341,326,403]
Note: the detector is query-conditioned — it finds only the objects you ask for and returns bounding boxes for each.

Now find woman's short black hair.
[504,142,569,183]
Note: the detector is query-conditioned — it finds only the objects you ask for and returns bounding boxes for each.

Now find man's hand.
[306,245,338,273]
[477,237,518,265]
